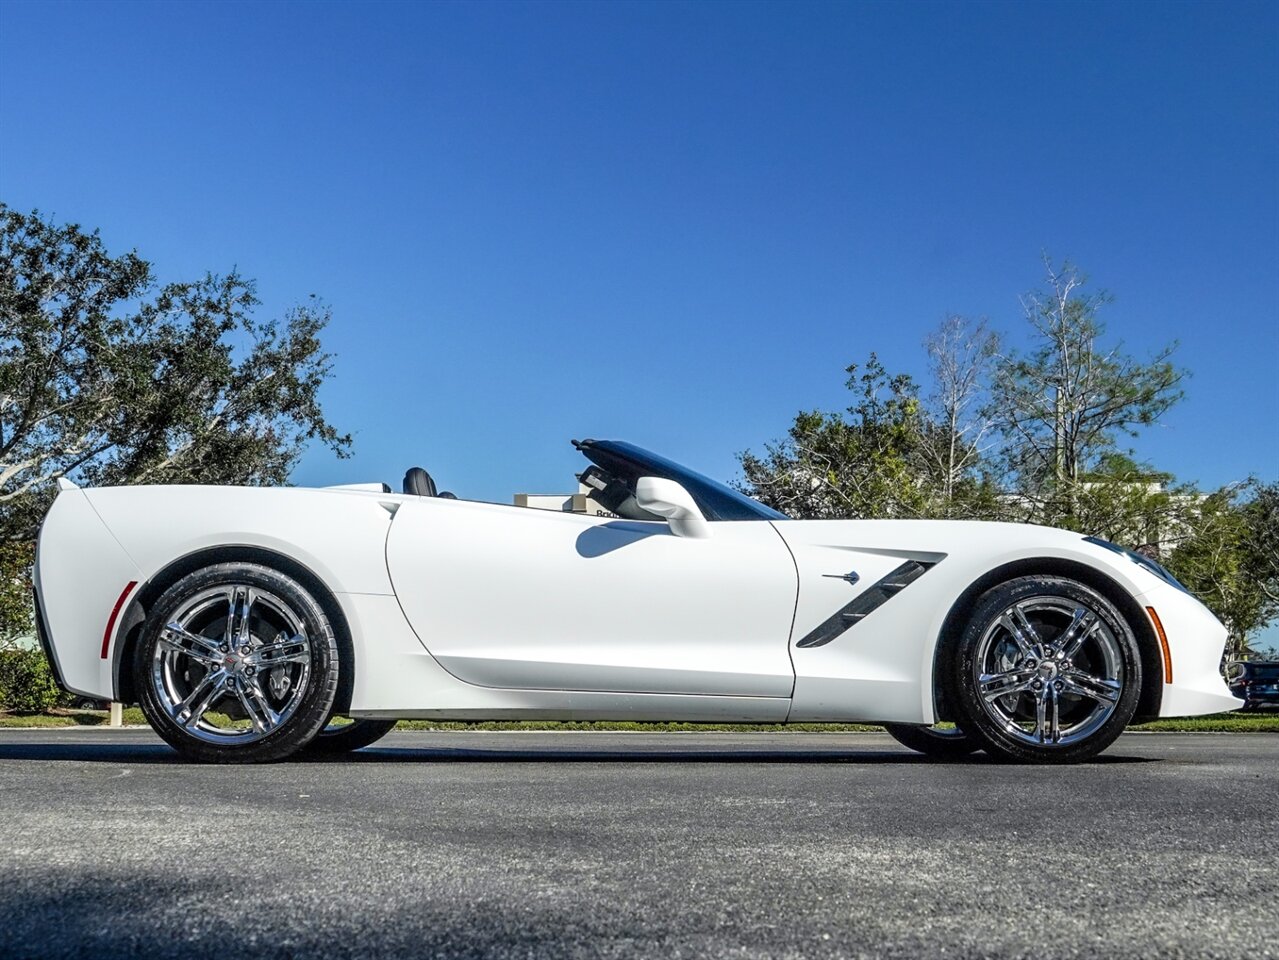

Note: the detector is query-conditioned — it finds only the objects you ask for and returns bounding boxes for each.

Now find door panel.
[385,499,797,697]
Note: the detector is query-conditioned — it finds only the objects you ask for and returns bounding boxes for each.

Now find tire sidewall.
[302,717,398,756]
[950,576,1142,764]
[135,562,339,763]
[883,722,979,759]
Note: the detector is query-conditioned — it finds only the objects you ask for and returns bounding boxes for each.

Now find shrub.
[0,648,61,713]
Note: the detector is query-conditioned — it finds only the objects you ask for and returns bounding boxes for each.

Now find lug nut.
[1054,680,1064,691]
[1025,659,1037,669]
[1031,679,1043,690]
[245,666,256,677]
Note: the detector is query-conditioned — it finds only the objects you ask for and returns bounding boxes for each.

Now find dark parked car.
[1226,661,1279,710]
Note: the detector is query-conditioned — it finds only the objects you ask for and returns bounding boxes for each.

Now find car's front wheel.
[135,562,339,763]
[950,576,1142,764]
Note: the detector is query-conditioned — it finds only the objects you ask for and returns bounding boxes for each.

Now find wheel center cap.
[1037,661,1058,680]
[223,655,240,671]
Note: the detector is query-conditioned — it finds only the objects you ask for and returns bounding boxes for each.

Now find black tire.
[949,576,1142,764]
[302,716,397,755]
[883,723,980,759]
[134,562,340,763]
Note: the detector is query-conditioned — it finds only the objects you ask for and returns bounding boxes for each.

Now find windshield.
[574,439,788,522]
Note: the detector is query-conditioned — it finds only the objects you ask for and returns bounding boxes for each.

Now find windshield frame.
[574,439,789,522]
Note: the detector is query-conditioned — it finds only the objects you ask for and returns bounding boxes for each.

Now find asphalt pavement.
[1,729,1275,959]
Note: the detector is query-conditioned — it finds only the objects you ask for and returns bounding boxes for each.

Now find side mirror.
[635,477,711,539]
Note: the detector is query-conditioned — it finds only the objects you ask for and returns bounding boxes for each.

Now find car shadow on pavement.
[338,745,1158,765]
[0,739,1159,765]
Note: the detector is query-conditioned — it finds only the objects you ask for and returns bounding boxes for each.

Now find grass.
[0,706,149,727]
[2,710,1276,732]
[1130,713,1279,732]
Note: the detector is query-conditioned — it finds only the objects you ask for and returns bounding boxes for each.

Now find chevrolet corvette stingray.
[34,438,1240,763]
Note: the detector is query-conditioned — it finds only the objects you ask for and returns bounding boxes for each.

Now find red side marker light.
[101,581,138,659]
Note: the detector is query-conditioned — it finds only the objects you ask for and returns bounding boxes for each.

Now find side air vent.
[795,559,937,649]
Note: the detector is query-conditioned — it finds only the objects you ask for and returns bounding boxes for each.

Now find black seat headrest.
[403,467,437,497]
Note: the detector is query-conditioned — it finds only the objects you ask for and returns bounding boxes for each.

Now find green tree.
[0,541,33,648]
[1166,480,1279,659]
[919,315,1002,519]
[990,259,1185,527]
[0,646,60,712]
[0,204,352,542]
[1069,452,1190,551]
[738,355,935,519]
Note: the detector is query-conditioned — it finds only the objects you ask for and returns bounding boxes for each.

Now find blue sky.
[1,0,1276,503]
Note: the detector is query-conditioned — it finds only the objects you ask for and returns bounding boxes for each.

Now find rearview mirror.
[634,477,711,539]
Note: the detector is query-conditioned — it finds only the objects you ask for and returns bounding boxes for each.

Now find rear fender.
[35,491,142,699]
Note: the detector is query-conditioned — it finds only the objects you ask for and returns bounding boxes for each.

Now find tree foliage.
[0,541,33,648]
[739,353,1003,521]
[739,356,927,519]
[990,259,1185,526]
[1166,480,1279,659]
[0,646,60,713]
[1063,452,1188,548]
[0,204,351,541]
[920,315,1000,518]
[738,257,1276,652]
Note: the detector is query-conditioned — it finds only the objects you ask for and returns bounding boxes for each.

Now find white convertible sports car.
[34,438,1240,763]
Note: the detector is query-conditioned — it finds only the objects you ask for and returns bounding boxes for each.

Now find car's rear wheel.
[302,715,397,755]
[135,563,339,763]
[883,722,980,759]
[950,576,1141,764]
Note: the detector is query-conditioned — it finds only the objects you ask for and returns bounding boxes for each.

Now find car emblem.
[822,570,861,585]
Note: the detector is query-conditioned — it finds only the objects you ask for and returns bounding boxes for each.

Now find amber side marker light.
[1146,606,1173,684]
[100,581,138,659]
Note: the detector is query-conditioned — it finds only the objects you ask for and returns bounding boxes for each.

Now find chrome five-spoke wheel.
[136,562,339,763]
[952,576,1141,763]
[974,597,1124,747]
[152,584,313,743]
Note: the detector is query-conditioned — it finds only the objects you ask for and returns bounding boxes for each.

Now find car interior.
[395,462,640,516]
[402,467,456,499]
[391,439,786,522]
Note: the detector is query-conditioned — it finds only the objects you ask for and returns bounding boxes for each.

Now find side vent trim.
[795,559,938,649]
